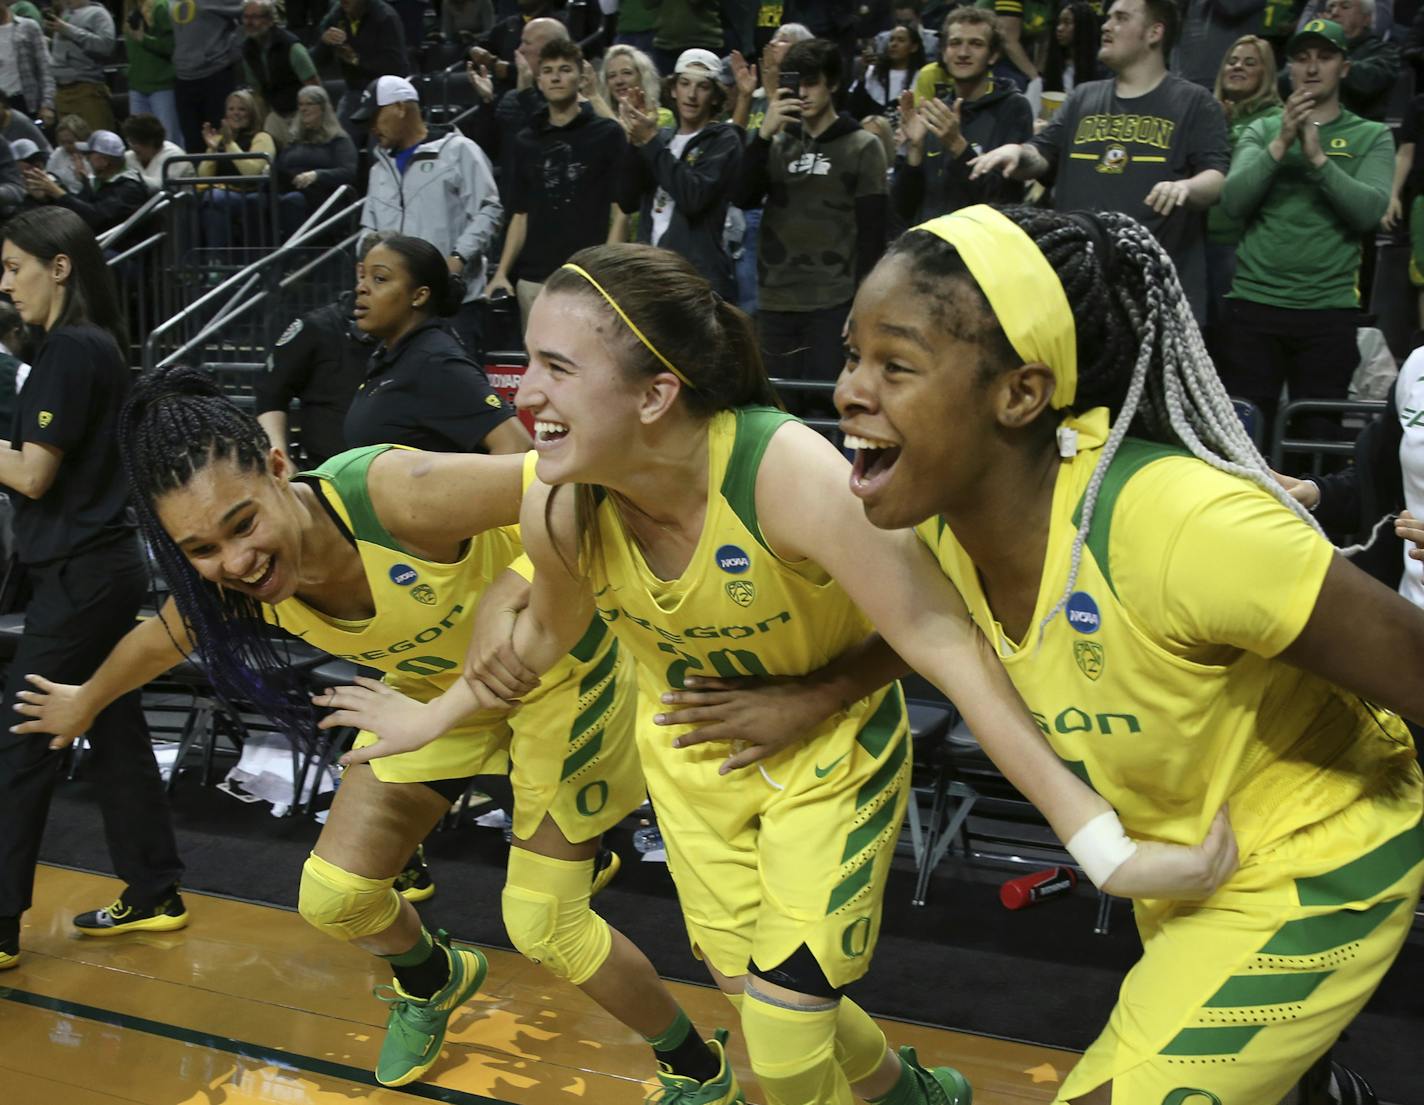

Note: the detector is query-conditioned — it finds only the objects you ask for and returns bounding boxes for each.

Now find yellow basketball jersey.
[917,417,1419,859]
[589,408,904,776]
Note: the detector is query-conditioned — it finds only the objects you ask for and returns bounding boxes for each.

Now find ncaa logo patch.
[1065,591,1101,634]
[715,544,750,574]
[389,564,419,587]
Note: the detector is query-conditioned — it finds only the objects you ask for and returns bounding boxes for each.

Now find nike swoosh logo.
[814,753,848,778]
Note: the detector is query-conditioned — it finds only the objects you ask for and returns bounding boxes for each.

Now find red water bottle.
[999,866,1078,910]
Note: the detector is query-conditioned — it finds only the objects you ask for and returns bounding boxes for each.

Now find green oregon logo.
[1163,1090,1222,1105]
[394,654,457,677]
[841,916,871,958]
[576,780,609,817]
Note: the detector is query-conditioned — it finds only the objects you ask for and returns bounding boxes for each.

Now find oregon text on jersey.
[331,603,465,663]
[594,604,793,645]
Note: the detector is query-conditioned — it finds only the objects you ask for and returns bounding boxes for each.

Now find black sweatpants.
[0,538,183,921]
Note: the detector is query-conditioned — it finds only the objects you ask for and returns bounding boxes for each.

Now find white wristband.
[1065,810,1139,889]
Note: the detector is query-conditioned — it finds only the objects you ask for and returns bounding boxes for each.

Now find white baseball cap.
[77,130,125,158]
[674,49,722,79]
[351,75,420,121]
[9,138,41,161]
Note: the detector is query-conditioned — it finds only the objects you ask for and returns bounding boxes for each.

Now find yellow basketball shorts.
[350,638,644,843]
[642,682,911,991]
[1057,776,1424,1104]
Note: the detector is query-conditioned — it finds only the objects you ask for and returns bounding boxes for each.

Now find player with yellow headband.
[336,242,1241,1105]
[835,203,1424,1104]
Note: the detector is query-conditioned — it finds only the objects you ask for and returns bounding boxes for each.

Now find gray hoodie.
[173,0,242,81]
[51,2,115,86]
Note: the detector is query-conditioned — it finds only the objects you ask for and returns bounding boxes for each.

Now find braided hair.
[891,205,1322,637]
[119,364,313,742]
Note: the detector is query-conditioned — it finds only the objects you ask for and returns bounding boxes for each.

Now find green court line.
[0,985,518,1104]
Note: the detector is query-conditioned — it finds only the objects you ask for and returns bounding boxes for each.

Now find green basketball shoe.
[646,1027,745,1104]
[373,932,488,1087]
[899,1045,972,1104]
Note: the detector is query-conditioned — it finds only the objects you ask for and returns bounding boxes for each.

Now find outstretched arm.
[13,598,193,748]
[759,423,1238,899]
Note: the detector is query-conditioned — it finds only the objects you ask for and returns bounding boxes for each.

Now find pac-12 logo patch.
[1066,591,1101,634]
[410,583,437,605]
[725,580,756,607]
[389,564,419,587]
[37,410,52,428]
[715,544,750,574]
[1074,640,1104,680]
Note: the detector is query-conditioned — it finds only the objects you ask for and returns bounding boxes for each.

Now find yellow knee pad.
[298,852,402,942]
[501,848,613,986]
[741,990,852,1105]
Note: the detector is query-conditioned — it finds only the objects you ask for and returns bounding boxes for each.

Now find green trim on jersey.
[1071,438,1188,597]
[721,406,798,556]
[305,444,406,554]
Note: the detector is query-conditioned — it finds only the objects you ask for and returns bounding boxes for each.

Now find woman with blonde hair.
[275,84,357,233]
[199,89,277,257]
[598,44,669,126]
[45,114,91,194]
[1206,34,1281,359]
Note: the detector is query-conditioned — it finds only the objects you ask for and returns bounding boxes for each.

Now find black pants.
[758,301,851,417]
[1216,297,1360,438]
[0,538,183,921]
[175,67,238,153]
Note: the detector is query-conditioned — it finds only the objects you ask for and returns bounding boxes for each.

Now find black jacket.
[53,168,148,233]
[617,122,742,300]
[1313,376,1405,589]
[243,26,308,115]
[313,0,408,92]
[891,83,1033,223]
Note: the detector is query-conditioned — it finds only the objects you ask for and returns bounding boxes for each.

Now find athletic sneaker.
[592,847,621,896]
[899,1045,972,1104]
[646,1027,745,1104]
[73,890,189,936]
[373,931,489,1087]
[395,846,436,903]
[0,945,18,970]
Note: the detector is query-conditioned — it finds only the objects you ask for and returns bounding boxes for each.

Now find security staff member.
[347,233,530,455]
[0,207,184,970]
[257,235,386,467]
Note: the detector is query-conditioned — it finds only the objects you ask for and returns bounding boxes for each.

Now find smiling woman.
[836,204,1424,1104]
[0,206,185,972]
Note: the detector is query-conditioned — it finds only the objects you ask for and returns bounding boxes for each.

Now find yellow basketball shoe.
[373,932,489,1087]
[646,1028,745,1104]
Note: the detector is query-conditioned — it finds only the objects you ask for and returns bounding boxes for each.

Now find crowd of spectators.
[0,0,1416,514]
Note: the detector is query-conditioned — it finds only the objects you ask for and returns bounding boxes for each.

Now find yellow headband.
[559,263,696,389]
[914,205,1078,410]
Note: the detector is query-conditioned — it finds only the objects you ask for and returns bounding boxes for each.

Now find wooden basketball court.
[1,867,1074,1104]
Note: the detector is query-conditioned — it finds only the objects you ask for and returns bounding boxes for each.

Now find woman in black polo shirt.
[346,235,530,456]
[0,207,184,969]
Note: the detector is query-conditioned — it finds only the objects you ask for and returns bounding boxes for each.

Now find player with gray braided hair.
[837,203,1424,1104]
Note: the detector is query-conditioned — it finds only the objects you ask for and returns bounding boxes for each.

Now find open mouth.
[534,419,570,447]
[233,553,278,595]
[845,433,902,499]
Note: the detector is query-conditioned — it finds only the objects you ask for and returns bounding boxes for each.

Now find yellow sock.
[741,991,853,1105]
[836,996,889,1086]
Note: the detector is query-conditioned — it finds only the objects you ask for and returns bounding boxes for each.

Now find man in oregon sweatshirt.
[173,0,243,151]
[734,36,886,404]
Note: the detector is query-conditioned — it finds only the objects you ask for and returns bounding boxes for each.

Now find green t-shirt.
[1207,102,1280,246]
[125,0,177,94]
[1225,108,1394,310]
[10,1,41,23]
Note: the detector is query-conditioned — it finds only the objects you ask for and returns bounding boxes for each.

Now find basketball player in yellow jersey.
[338,244,1241,1105]
[835,204,1424,1104]
[11,367,753,1096]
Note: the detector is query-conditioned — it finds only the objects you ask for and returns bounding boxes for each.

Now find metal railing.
[1269,398,1386,473]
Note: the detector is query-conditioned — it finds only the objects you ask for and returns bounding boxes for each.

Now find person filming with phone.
[733,37,887,405]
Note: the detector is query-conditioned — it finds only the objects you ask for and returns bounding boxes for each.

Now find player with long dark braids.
[836,203,1424,1103]
[15,364,744,1096]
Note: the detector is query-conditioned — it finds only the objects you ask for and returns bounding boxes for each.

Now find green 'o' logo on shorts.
[1162,1090,1222,1105]
[576,780,609,817]
[841,916,871,958]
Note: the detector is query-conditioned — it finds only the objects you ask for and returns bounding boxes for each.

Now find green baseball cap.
[1286,18,1349,54]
